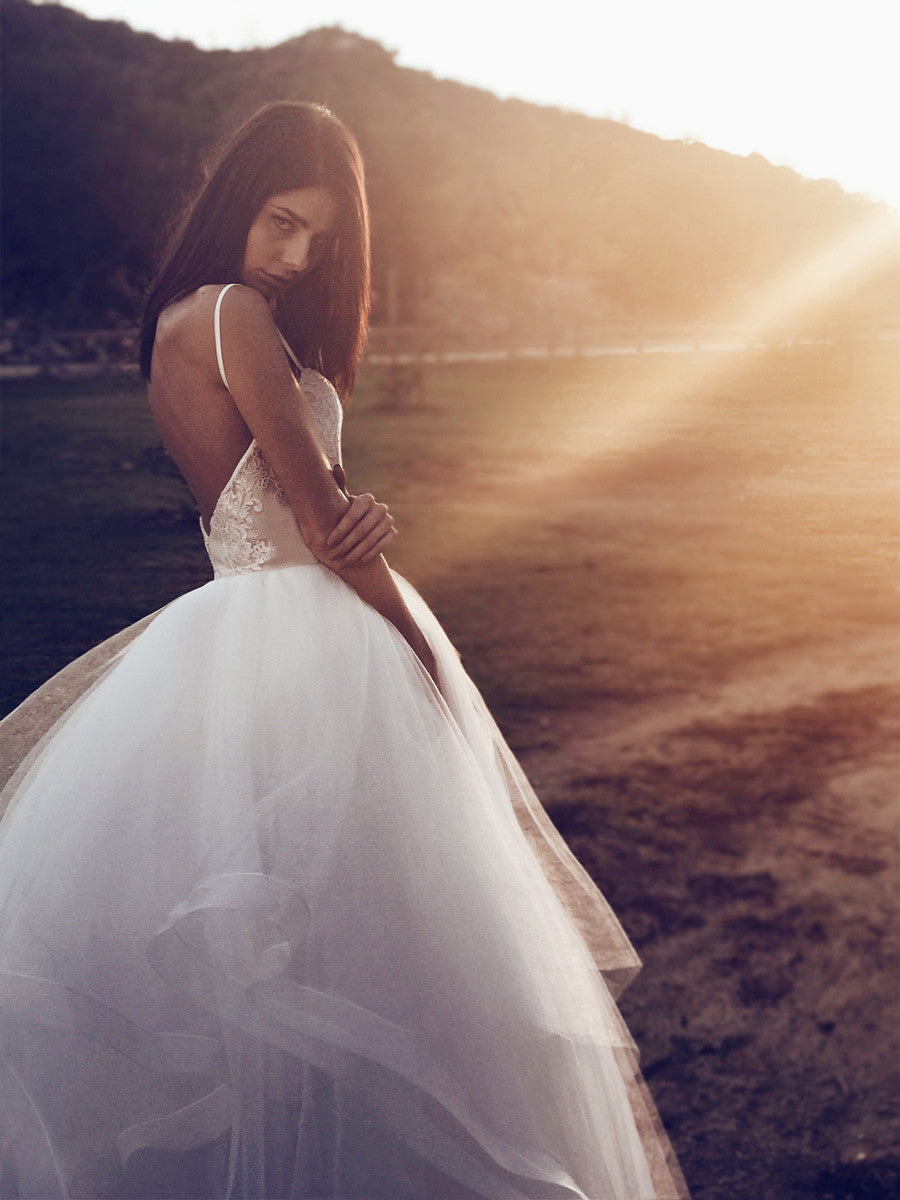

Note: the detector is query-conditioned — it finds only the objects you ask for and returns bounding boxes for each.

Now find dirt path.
[527,628,899,780]
[508,627,900,1199]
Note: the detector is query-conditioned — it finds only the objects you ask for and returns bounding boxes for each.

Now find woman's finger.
[331,499,391,556]
[326,493,374,546]
[340,519,396,564]
[359,534,396,563]
[335,508,392,558]
[327,494,377,548]
[342,522,397,566]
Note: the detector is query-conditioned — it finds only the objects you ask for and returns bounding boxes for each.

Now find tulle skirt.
[0,564,686,1198]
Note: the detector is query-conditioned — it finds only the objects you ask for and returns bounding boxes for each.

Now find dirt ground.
[501,630,900,1199]
[384,345,900,1199]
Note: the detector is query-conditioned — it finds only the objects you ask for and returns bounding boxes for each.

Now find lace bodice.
[201,366,343,578]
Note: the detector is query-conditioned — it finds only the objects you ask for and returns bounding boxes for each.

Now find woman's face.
[240,186,337,301]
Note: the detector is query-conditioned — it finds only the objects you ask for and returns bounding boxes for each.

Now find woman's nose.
[283,233,311,272]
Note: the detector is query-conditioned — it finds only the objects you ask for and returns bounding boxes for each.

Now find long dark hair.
[140,102,370,399]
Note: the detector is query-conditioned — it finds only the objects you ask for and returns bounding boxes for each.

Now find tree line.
[2,0,897,345]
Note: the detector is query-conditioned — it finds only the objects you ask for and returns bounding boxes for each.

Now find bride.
[0,102,687,1199]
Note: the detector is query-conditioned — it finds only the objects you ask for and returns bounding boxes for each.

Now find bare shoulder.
[154,284,274,371]
[214,284,283,351]
[153,285,216,375]
[213,288,299,398]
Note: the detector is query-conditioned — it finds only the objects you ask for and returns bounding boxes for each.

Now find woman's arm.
[216,285,436,681]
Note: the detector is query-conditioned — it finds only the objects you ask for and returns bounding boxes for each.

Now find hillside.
[2,0,897,340]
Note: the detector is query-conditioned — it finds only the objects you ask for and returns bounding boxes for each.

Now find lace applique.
[246,442,287,506]
[207,443,287,575]
[201,369,343,578]
[299,368,342,465]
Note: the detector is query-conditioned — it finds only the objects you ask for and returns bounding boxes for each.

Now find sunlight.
[527,209,898,480]
[426,207,900,576]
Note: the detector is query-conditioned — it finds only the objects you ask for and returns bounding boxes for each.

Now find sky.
[55,0,900,212]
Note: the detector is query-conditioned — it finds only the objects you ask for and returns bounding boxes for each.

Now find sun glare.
[541,209,896,477]
[424,207,900,576]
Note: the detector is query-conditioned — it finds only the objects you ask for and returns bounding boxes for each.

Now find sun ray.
[424,207,900,578]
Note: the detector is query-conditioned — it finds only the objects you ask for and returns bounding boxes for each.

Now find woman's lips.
[263,271,295,292]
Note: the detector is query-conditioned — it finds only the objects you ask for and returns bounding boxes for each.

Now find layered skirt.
[0,564,685,1198]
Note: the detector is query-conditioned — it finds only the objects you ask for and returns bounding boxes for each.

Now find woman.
[0,103,687,1198]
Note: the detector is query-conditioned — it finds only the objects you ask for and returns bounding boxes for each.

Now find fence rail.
[2,322,897,379]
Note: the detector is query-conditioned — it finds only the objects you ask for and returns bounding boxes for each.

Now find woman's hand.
[323,470,397,567]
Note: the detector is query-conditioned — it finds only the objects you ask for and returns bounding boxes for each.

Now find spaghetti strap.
[213,283,236,391]
[214,284,302,389]
[277,328,303,373]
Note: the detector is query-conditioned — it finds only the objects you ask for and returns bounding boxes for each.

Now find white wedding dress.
[0,287,687,1199]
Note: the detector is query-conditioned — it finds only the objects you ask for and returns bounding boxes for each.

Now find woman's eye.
[272,214,291,231]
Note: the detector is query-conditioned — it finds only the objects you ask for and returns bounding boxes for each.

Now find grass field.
[2,344,899,1197]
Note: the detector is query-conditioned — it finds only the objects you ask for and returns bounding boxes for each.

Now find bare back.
[148,285,255,530]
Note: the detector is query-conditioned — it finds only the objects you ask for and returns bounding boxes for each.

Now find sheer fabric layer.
[0,565,683,1198]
